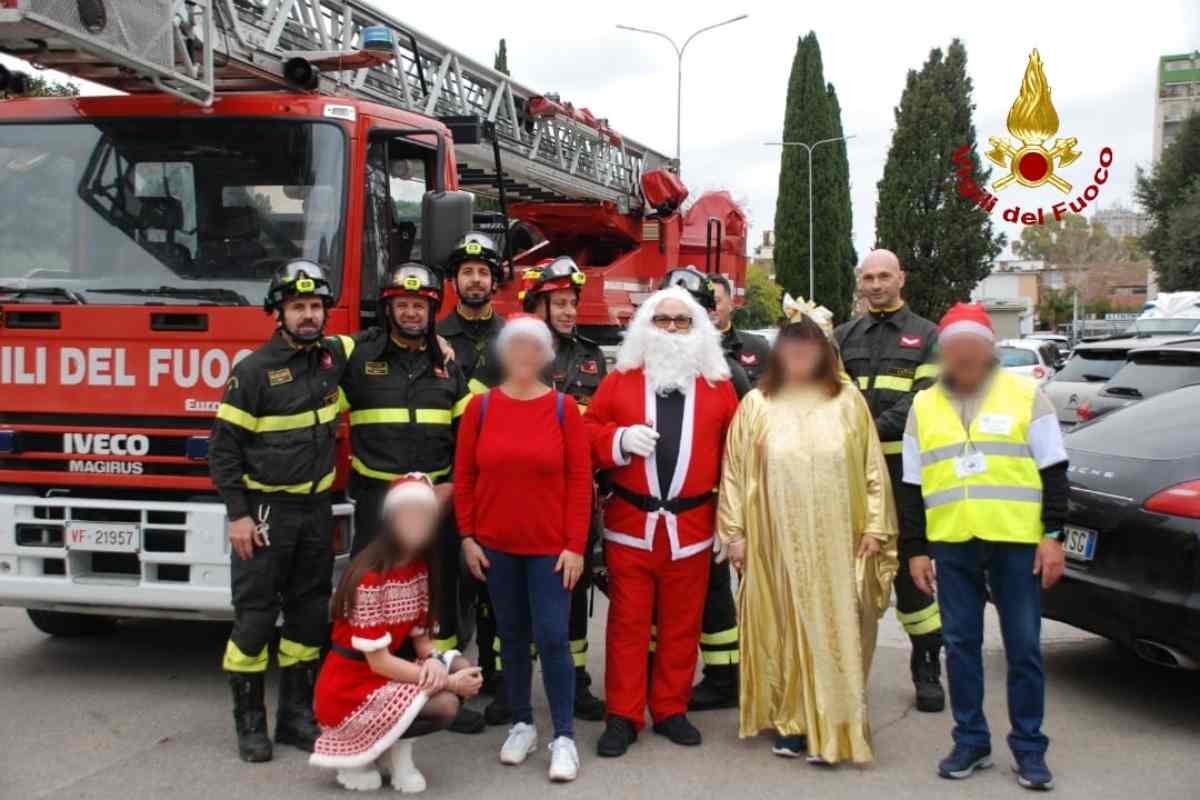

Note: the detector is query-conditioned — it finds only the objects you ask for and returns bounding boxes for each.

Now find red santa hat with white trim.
[381,473,438,516]
[937,302,995,344]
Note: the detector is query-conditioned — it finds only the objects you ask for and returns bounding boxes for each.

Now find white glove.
[713,536,729,564]
[620,425,659,458]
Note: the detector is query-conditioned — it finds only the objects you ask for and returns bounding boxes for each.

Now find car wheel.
[26,609,117,637]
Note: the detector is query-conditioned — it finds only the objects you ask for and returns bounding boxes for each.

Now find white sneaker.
[383,740,426,794]
[336,767,383,792]
[500,722,538,765]
[548,737,579,782]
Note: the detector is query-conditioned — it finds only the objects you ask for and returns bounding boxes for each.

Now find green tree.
[733,263,784,328]
[874,39,1004,320]
[0,73,78,100]
[1036,287,1072,330]
[771,32,854,322]
[494,38,510,76]
[1013,214,1130,266]
[1137,113,1200,291]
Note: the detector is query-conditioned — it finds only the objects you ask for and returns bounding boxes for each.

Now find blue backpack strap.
[556,391,565,427]
[478,390,491,435]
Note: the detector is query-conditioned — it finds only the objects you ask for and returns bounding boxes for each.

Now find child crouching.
[310,473,483,792]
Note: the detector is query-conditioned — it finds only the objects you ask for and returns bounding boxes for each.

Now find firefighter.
[209,261,353,763]
[657,267,744,711]
[487,255,608,724]
[339,262,485,734]
[437,232,506,394]
[833,248,946,713]
[709,274,771,386]
[435,232,506,701]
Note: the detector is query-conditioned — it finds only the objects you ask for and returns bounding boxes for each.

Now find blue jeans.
[483,547,574,740]
[930,539,1049,756]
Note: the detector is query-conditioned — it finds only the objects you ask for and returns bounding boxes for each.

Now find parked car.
[996,338,1060,386]
[1041,384,1200,668]
[1025,332,1071,360]
[1044,334,1190,428]
[1081,339,1200,422]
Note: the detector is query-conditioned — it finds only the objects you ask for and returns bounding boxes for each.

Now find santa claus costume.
[585,287,739,754]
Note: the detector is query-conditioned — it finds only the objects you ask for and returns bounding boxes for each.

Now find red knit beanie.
[938,303,995,344]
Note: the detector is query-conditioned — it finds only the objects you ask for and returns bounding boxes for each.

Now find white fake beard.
[642,328,705,395]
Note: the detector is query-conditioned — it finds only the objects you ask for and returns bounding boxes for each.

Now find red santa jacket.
[585,367,739,560]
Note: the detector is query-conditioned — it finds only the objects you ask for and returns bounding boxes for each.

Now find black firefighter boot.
[912,632,946,713]
[229,673,273,763]
[275,662,323,751]
[688,664,739,711]
[574,667,606,721]
[483,675,513,726]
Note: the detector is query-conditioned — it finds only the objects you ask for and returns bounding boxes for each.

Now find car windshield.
[997,347,1037,367]
[0,119,346,305]
[1104,352,1200,397]
[1053,350,1126,382]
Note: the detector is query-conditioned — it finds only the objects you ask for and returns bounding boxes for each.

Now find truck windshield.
[0,119,346,305]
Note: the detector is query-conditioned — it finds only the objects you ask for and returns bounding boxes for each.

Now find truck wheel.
[26,609,116,637]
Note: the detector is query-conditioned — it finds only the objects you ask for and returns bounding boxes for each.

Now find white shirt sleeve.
[1028,389,1068,468]
[902,433,922,485]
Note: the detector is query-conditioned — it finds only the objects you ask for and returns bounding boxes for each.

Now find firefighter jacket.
[548,330,608,410]
[340,328,471,484]
[436,306,504,394]
[209,331,353,520]
[835,304,939,456]
[721,326,771,386]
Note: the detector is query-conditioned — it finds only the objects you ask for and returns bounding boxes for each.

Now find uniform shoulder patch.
[365,361,389,376]
[739,352,759,366]
[433,366,449,379]
[579,360,599,375]
[267,367,293,386]
[899,335,923,349]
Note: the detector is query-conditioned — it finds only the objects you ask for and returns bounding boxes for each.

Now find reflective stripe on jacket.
[912,370,1044,544]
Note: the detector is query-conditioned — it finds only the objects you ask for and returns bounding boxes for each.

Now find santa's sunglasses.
[651,314,693,331]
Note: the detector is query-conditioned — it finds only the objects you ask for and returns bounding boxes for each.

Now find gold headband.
[782,293,834,338]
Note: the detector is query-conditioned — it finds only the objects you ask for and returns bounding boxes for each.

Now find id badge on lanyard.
[954,444,987,479]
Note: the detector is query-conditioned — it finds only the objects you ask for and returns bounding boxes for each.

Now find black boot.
[483,675,513,726]
[573,667,606,721]
[688,664,739,711]
[449,705,486,734]
[275,662,322,751]
[596,716,638,758]
[229,673,272,763]
[652,714,702,746]
[912,633,946,713]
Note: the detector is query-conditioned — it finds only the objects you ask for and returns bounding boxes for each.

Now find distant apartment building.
[750,229,775,276]
[1092,203,1150,239]
[1154,51,1200,160]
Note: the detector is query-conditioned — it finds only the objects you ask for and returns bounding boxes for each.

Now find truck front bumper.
[0,493,353,621]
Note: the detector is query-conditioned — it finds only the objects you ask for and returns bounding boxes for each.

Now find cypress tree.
[494,38,510,76]
[875,39,1004,320]
[772,32,855,321]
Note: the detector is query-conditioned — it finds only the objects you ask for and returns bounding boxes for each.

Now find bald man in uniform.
[834,249,946,713]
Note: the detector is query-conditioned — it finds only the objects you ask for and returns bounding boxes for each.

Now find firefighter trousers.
[351,473,461,652]
[223,493,333,673]
[887,456,943,649]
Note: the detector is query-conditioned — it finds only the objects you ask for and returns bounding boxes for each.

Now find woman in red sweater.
[454,314,593,783]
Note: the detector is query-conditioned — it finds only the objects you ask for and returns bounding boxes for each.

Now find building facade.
[1154,51,1200,161]
[1092,204,1150,240]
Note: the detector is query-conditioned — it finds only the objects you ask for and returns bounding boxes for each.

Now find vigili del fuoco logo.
[954,49,1114,225]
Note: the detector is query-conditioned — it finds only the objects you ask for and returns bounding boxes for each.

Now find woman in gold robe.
[718,300,897,765]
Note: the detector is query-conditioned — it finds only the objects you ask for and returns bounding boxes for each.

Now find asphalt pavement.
[1,600,1198,800]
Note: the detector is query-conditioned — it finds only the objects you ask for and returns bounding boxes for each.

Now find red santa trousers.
[605,515,711,729]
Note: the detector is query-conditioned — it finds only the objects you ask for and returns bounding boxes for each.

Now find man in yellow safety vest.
[899,302,1068,792]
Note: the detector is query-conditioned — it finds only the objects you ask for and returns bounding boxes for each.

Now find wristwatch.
[1043,530,1063,541]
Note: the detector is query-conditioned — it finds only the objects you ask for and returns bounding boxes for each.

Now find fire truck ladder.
[0,0,670,206]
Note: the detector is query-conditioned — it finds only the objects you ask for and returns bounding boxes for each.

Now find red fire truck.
[0,0,746,634]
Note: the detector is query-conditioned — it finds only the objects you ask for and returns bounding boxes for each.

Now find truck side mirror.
[421,190,473,278]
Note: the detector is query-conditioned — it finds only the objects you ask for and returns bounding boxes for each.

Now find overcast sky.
[8,0,1199,261]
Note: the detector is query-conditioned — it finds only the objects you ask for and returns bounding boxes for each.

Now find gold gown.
[718,382,898,764]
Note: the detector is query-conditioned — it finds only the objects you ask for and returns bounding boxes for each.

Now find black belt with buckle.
[608,483,714,515]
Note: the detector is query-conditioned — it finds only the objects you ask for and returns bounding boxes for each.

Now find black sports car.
[1041,384,1200,668]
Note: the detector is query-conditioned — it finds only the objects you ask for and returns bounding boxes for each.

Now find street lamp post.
[765,135,855,300]
[617,15,748,171]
